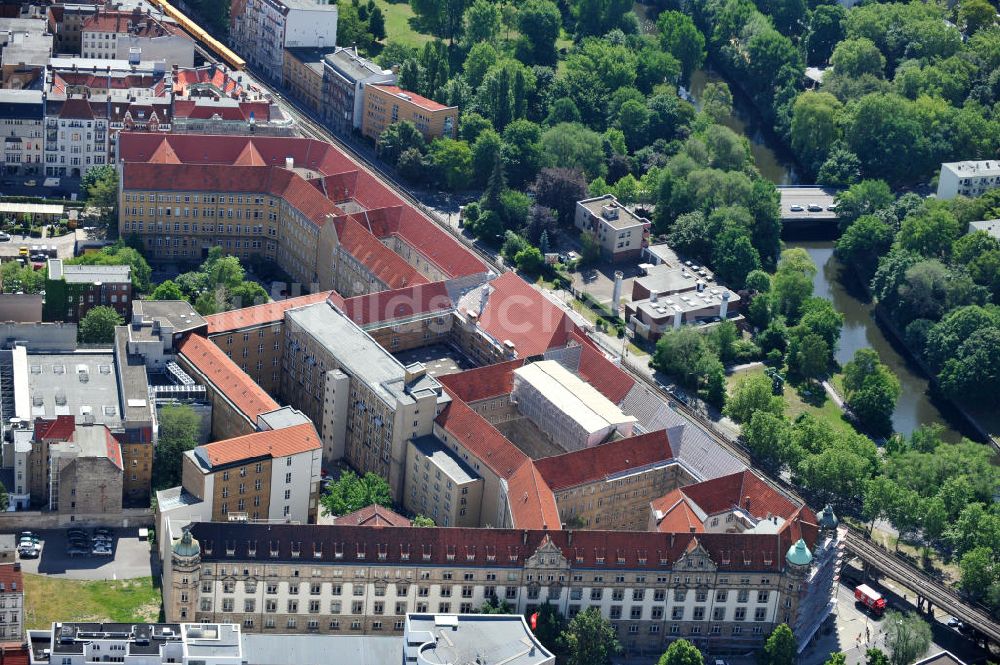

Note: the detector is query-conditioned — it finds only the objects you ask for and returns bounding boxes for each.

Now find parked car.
[789,204,804,212]
[0,233,10,242]
[24,179,36,187]
[67,546,89,556]
[807,203,823,212]
[18,545,40,559]
[946,617,965,631]
[91,545,112,556]
[93,527,112,537]
[20,531,39,541]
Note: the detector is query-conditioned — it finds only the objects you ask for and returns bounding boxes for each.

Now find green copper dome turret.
[786,538,812,566]
[173,527,200,558]
[818,504,838,531]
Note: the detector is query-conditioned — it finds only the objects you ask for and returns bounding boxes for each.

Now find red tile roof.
[178,334,279,421]
[118,134,486,280]
[506,461,561,530]
[434,400,527,480]
[437,359,524,403]
[103,428,123,471]
[205,291,334,334]
[33,415,76,441]
[333,504,412,527]
[680,470,800,521]
[173,65,244,98]
[339,281,452,327]
[369,85,453,112]
[198,422,320,467]
[333,215,427,289]
[573,333,635,403]
[192,521,797,573]
[0,564,23,593]
[472,273,580,358]
[650,489,704,534]
[533,430,674,492]
[0,644,29,665]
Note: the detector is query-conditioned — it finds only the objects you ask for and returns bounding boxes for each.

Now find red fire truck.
[855,584,887,616]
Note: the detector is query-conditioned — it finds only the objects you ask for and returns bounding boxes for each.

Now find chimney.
[522,530,528,545]
[744,496,751,512]
[612,271,623,310]
[285,156,294,170]
[672,308,682,330]
[649,290,658,303]
[720,291,730,319]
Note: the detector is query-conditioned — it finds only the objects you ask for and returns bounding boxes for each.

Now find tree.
[477,60,535,130]
[616,99,651,152]
[0,260,45,294]
[701,82,733,123]
[883,611,932,665]
[712,227,761,289]
[532,603,567,656]
[82,164,120,234]
[939,327,1000,403]
[559,607,621,665]
[541,123,606,181]
[835,179,894,228]
[571,0,631,37]
[791,92,843,175]
[463,0,500,46]
[580,230,600,264]
[743,411,796,472]
[430,138,473,191]
[807,5,846,65]
[795,333,829,382]
[657,639,703,665]
[151,280,184,301]
[411,0,468,42]
[368,4,386,40]
[152,404,201,490]
[958,546,997,600]
[0,481,8,512]
[464,44,499,90]
[831,37,885,79]
[377,120,426,166]
[321,471,392,516]
[79,306,123,344]
[412,515,435,527]
[843,348,900,436]
[773,249,816,321]
[823,655,847,665]
[725,373,784,424]
[761,624,797,665]
[835,215,894,282]
[516,0,561,66]
[658,11,705,84]
[514,245,545,274]
[897,207,960,258]
[845,95,930,186]
[818,146,861,188]
[71,243,153,292]
[958,0,996,34]
[532,168,588,226]
[479,597,513,613]
[653,328,709,387]
[501,119,545,188]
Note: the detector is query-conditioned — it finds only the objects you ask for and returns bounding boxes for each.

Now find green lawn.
[373,0,434,48]
[23,575,162,629]
[726,365,855,436]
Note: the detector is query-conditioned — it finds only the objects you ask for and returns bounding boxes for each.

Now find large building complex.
[230,0,339,83]
[321,47,394,135]
[116,133,488,294]
[937,160,1000,199]
[80,9,194,66]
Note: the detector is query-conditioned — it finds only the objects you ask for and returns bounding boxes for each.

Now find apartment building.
[43,95,110,177]
[937,160,1000,199]
[230,0,338,83]
[403,434,484,528]
[80,9,194,66]
[163,506,840,657]
[204,291,333,394]
[574,195,651,263]
[282,48,328,116]
[0,90,43,176]
[0,564,23,643]
[175,412,321,523]
[43,260,132,323]
[116,133,487,293]
[280,298,446,494]
[321,47,395,135]
[0,18,51,89]
[362,85,457,142]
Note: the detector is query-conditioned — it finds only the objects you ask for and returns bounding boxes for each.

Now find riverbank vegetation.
[679,0,1000,186]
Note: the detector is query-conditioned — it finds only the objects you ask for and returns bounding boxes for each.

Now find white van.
[43,177,60,188]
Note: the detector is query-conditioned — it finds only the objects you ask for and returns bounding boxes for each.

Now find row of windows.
[124,192,273,205]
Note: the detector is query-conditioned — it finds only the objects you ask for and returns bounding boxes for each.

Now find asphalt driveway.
[13,527,156,580]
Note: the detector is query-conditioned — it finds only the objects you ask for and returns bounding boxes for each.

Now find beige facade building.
[280,299,446,496]
[361,85,457,142]
[574,195,651,262]
[282,48,328,115]
[403,435,483,528]
[163,508,841,657]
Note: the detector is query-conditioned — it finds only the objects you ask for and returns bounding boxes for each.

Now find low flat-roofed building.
[626,287,740,341]
[968,219,1000,240]
[511,360,636,452]
[574,195,651,262]
[404,613,554,665]
[404,434,483,527]
[27,622,243,665]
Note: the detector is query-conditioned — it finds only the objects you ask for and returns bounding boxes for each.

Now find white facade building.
[937,160,1000,199]
[27,623,243,665]
[230,0,338,82]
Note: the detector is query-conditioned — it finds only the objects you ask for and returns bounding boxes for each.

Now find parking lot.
[11,527,155,580]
